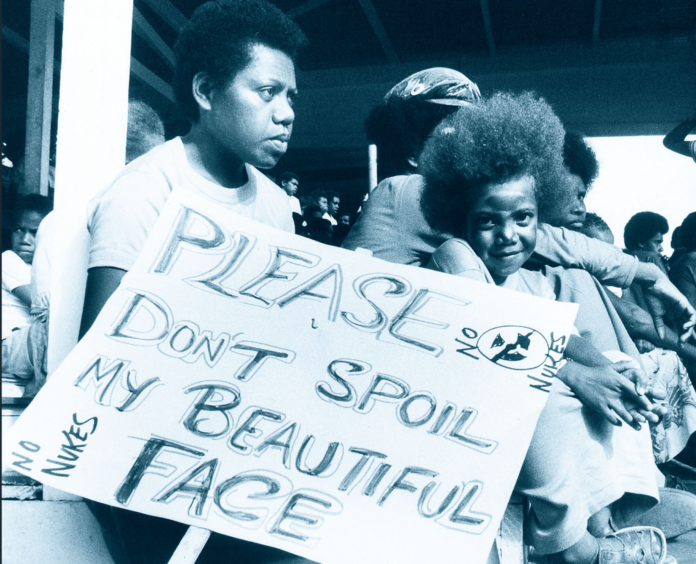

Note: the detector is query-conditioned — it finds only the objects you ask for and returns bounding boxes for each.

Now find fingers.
[610,403,641,431]
[653,315,666,340]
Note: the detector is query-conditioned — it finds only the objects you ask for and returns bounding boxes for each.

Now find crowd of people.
[2,0,696,563]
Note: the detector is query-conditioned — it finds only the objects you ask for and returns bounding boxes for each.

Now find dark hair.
[582,212,611,234]
[679,212,696,251]
[126,100,165,163]
[366,99,458,179]
[308,190,328,204]
[623,211,669,251]
[13,194,52,224]
[563,131,599,188]
[279,171,299,184]
[173,0,307,121]
[303,204,324,217]
[325,190,340,201]
[419,92,566,238]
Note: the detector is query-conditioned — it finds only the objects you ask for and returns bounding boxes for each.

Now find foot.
[598,527,669,564]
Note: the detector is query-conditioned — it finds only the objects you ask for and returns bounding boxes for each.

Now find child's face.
[466,176,537,284]
[317,197,329,214]
[12,210,43,264]
[206,44,297,170]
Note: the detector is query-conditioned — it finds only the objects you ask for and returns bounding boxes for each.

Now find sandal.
[598,526,673,564]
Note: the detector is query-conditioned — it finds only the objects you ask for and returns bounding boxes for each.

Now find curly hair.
[623,211,669,251]
[278,171,299,184]
[126,100,165,163]
[678,212,696,251]
[365,99,458,179]
[173,0,307,121]
[13,194,52,224]
[581,212,614,243]
[419,92,567,237]
[563,131,599,188]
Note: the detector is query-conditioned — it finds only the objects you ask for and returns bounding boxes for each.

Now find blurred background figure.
[581,212,615,245]
[664,114,696,163]
[126,100,166,165]
[278,171,302,216]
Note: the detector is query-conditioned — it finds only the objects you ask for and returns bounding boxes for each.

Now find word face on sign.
[4,188,577,564]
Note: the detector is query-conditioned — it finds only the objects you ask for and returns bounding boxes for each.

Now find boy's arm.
[534,225,696,342]
[663,115,696,157]
[79,267,126,339]
[606,290,696,362]
[11,285,33,307]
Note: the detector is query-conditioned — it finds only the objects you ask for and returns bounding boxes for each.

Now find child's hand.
[560,361,652,430]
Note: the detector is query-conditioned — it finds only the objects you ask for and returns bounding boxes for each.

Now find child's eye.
[515,212,534,224]
[476,217,495,229]
[287,91,298,107]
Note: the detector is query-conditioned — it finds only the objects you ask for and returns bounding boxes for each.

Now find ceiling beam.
[288,0,333,19]
[130,57,175,102]
[140,0,188,32]
[357,0,399,64]
[2,23,61,73]
[479,0,496,57]
[133,7,176,69]
[54,2,174,103]
[592,0,603,50]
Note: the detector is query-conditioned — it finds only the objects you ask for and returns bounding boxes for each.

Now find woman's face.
[466,176,538,284]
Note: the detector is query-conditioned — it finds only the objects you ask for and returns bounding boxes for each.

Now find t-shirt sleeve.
[427,239,490,283]
[2,251,31,291]
[88,172,171,271]
[534,223,638,288]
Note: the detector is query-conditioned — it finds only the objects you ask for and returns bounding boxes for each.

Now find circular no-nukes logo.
[476,326,549,371]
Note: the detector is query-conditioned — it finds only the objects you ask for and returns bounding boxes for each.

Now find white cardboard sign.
[4,189,577,564]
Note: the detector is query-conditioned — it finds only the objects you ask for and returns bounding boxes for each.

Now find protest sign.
[3,188,577,564]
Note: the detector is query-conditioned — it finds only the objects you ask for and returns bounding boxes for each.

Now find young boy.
[2,195,51,381]
[81,2,313,562]
[80,0,306,338]
[419,92,670,564]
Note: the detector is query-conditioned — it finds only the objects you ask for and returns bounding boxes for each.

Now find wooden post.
[48,0,133,374]
[23,0,55,196]
[368,144,378,192]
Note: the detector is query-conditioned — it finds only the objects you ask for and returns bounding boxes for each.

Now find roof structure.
[3,0,696,204]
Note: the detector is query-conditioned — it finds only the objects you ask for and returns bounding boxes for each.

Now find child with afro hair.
[421,92,670,564]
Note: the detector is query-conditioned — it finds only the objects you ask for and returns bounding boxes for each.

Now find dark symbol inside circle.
[478,326,549,371]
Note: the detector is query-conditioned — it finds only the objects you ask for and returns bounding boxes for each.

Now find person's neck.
[182,124,248,188]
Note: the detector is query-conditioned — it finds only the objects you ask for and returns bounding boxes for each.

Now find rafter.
[130,57,175,102]
[133,7,176,68]
[592,0,603,49]
[357,0,399,64]
[2,24,61,72]
[479,0,496,57]
[140,0,188,32]
[287,0,333,19]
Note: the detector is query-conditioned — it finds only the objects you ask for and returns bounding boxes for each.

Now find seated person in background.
[419,92,669,564]
[669,226,686,267]
[332,212,353,247]
[278,170,302,215]
[580,212,615,245]
[663,114,696,163]
[125,99,166,164]
[341,68,696,344]
[324,190,340,225]
[623,211,670,273]
[2,195,51,387]
[671,212,696,310]
[296,203,333,245]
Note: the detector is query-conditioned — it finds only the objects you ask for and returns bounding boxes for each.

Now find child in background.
[420,92,671,564]
[2,195,51,382]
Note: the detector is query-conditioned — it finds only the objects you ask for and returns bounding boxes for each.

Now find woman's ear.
[192,72,214,113]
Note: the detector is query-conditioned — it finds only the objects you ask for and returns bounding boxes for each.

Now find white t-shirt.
[30,212,54,320]
[88,137,294,271]
[2,250,32,340]
[289,195,302,215]
[323,212,338,226]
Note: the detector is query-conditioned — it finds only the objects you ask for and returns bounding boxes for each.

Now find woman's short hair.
[623,211,669,251]
[419,92,567,237]
[173,0,307,121]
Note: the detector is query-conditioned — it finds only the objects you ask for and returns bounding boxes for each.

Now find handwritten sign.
[3,188,577,564]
